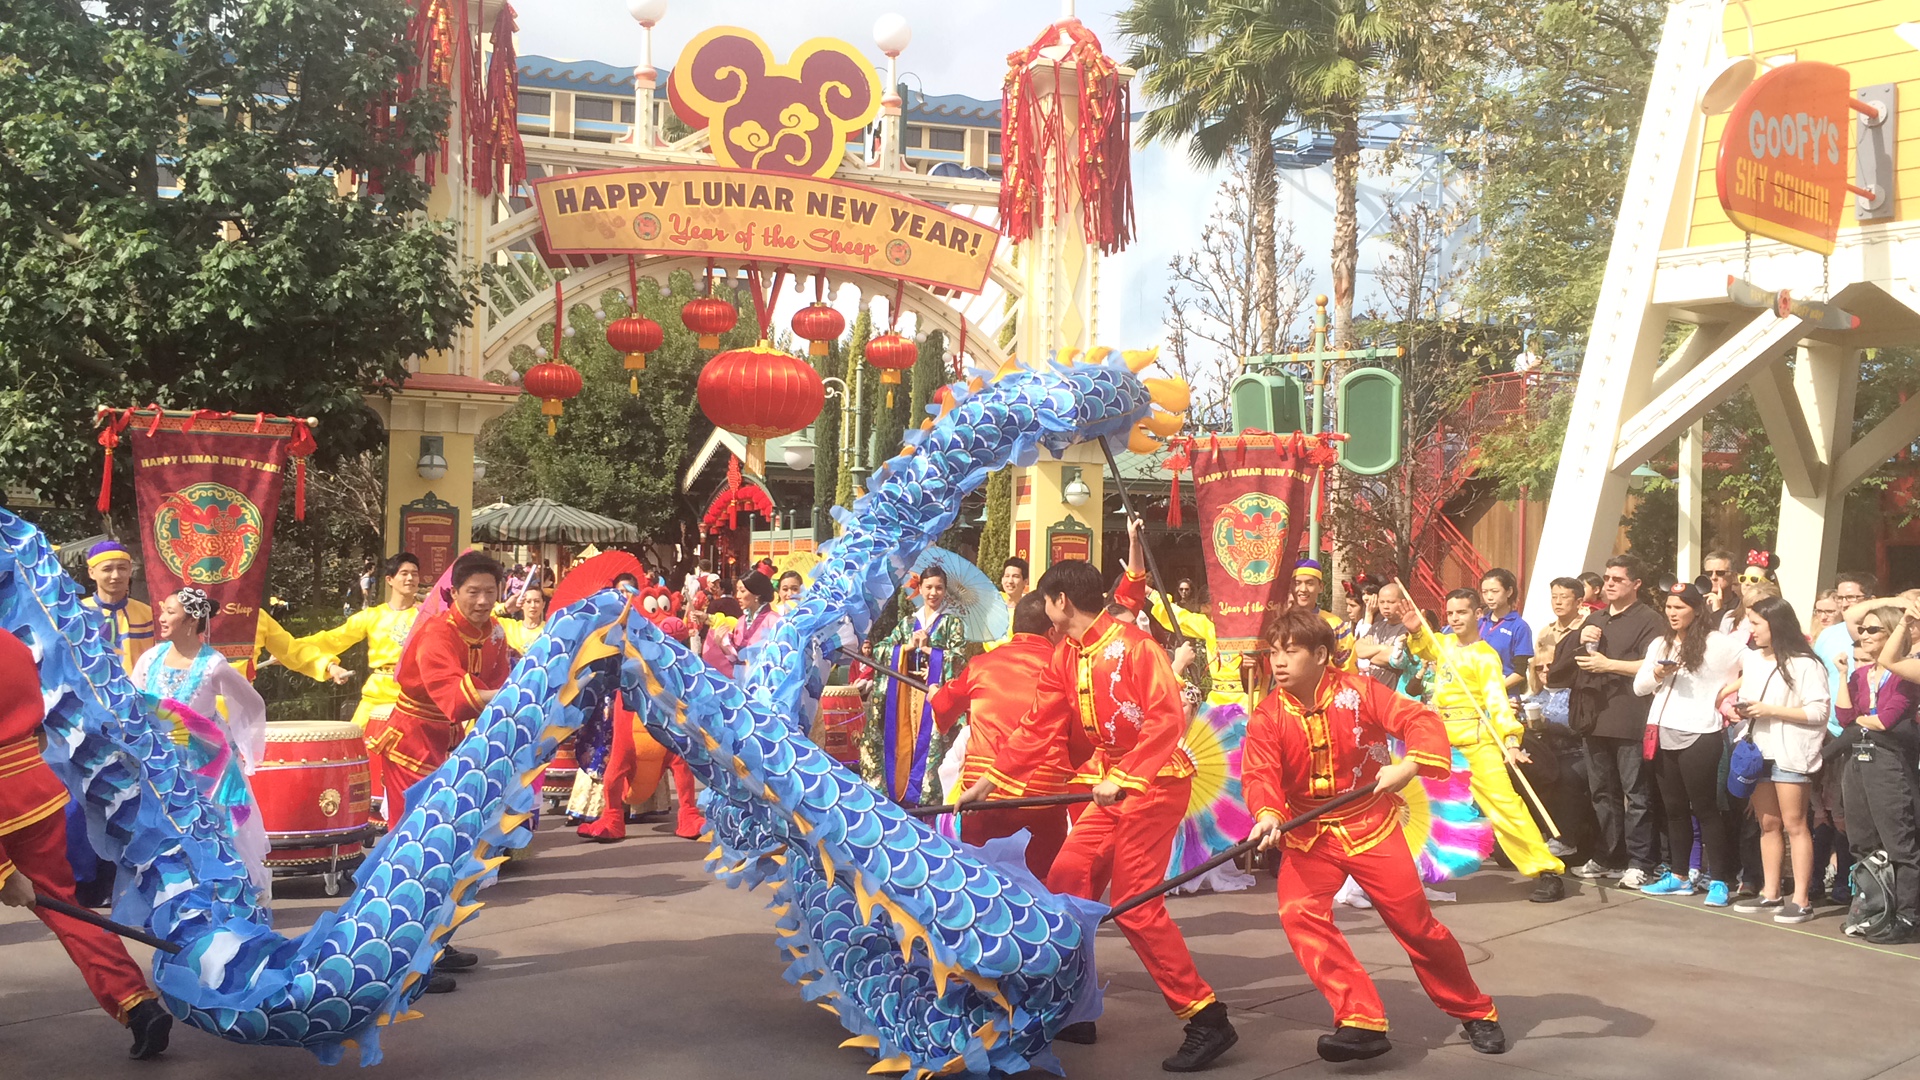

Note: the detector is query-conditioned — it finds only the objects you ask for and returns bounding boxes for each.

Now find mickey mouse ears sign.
[529,27,1000,294]
[668,27,880,179]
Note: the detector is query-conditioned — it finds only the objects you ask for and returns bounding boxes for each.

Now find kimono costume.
[372,610,510,822]
[985,606,1216,1020]
[1405,625,1562,879]
[132,642,273,895]
[0,630,159,1023]
[862,606,972,806]
[1242,669,1496,1033]
[927,631,1073,878]
[701,604,780,682]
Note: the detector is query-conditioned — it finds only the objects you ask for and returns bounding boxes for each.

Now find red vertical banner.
[123,410,310,666]
[1182,434,1334,653]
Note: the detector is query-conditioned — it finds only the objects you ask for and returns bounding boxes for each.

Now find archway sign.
[528,26,1000,296]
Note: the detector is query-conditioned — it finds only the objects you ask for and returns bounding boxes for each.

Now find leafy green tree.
[477,270,753,544]
[1122,0,1292,354]
[810,340,842,531]
[834,309,873,512]
[1420,0,1664,333]
[0,0,477,518]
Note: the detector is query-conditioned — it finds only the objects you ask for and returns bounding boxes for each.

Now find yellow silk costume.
[287,604,421,728]
[1405,623,1561,878]
[81,595,155,674]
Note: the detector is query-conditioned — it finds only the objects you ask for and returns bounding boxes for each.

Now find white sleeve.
[1793,657,1831,725]
[129,647,157,692]
[210,660,269,773]
[1632,639,1662,697]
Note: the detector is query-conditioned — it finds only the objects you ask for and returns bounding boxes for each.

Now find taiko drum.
[255,721,372,868]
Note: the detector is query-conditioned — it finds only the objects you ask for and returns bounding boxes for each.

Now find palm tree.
[1241,0,1439,349]
[1121,0,1296,356]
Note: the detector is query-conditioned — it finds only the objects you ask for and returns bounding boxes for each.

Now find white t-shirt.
[1635,632,1744,735]
[1736,651,1830,776]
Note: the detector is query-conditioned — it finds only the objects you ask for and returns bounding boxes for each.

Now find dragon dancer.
[1244,608,1508,1062]
[1405,590,1566,903]
[927,592,1071,879]
[958,560,1238,1073]
[0,628,173,1059]
[287,552,422,820]
[371,551,509,993]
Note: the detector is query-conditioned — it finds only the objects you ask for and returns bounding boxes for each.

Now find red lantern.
[790,302,846,357]
[523,361,583,436]
[681,296,737,349]
[865,332,919,407]
[697,341,825,473]
[606,315,664,393]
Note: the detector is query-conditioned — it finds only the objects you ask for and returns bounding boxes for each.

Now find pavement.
[7,819,1920,1079]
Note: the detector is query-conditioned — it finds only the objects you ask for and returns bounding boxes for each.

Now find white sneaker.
[1617,868,1654,890]
[1547,839,1578,858]
[1571,860,1622,879]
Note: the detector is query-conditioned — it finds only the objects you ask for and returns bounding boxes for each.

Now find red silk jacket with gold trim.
[1242,669,1451,857]
[0,630,70,884]
[987,610,1194,796]
[382,610,511,775]
[928,632,1074,796]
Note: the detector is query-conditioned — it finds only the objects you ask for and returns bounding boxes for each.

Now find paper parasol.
[908,546,1010,643]
[1394,743,1494,884]
[774,550,821,583]
[1165,701,1254,876]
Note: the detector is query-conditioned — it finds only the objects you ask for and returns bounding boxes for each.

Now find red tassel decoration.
[998,19,1135,256]
[288,422,318,521]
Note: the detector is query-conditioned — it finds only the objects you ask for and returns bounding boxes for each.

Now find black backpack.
[1848,850,1898,939]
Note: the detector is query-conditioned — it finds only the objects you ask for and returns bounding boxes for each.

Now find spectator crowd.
[1345,554,1920,944]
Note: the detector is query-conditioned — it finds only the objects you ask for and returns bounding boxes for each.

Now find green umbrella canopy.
[470,498,640,545]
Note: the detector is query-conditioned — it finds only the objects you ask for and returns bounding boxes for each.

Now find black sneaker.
[435,947,479,971]
[1868,917,1920,945]
[1162,1003,1237,1072]
[127,1000,172,1060]
[1530,872,1566,903]
[424,972,458,994]
[1463,1018,1508,1054]
[1055,1021,1097,1044]
[1316,1024,1391,1062]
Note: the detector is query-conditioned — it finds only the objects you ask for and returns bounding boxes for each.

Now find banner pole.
[1098,439,1184,649]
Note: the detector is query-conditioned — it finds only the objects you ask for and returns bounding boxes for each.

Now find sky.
[510,0,1387,358]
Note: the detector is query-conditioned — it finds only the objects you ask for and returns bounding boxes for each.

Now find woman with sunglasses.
[1832,604,1920,942]
[1729,596,1831,923]
[1633,582,1745,905]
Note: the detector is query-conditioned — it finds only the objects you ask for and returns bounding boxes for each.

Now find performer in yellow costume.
[1406,589,1566,903]
[286,553,423,818]
[499,584,548,656]
[80,541,154,673]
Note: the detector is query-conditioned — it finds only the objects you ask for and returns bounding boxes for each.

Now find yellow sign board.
[531,166,999,294]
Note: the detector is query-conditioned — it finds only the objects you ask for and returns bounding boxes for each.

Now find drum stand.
[267,824,380,897]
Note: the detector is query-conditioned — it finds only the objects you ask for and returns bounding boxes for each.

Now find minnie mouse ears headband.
[1740,549,1779,582]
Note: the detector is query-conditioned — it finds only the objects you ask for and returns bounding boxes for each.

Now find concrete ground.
[6,819,1918,1079]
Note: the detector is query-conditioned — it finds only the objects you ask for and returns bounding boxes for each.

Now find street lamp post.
[627,0,667,148]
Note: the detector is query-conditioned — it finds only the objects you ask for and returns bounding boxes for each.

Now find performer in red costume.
[958,560,1237,1073]
[927,592,1071,879]
[578,581,706,842]
[371,550,511,992]
[1243,608,1508,1062]
[0,629,173,1059]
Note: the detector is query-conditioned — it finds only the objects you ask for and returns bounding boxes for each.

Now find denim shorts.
[1763,759,1811,784]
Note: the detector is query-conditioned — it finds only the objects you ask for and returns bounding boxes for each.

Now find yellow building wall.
[1680,0,1918,249]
